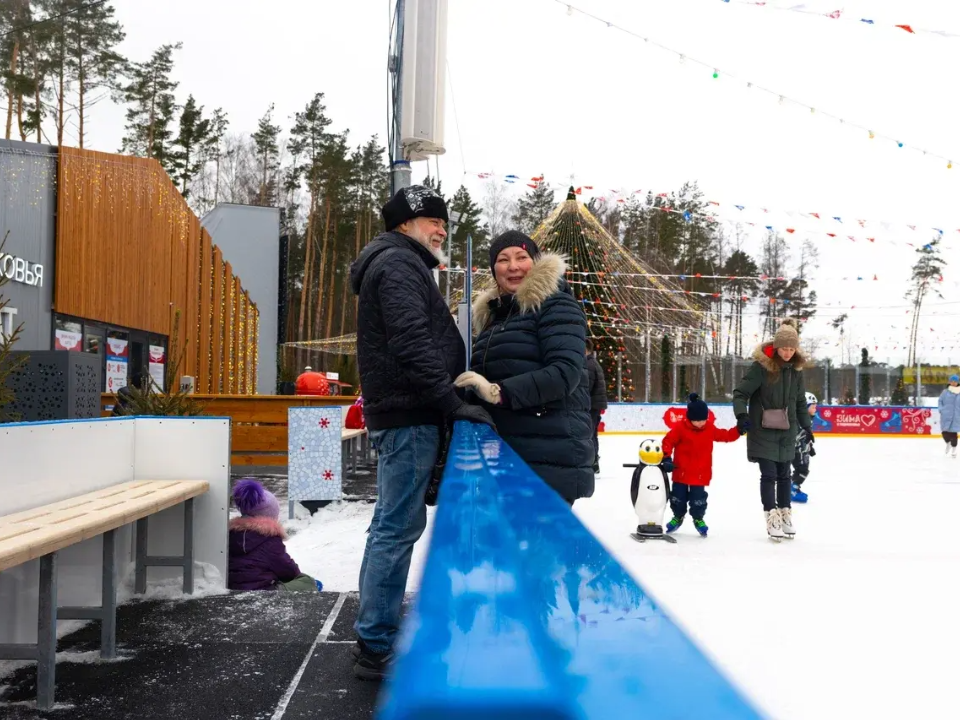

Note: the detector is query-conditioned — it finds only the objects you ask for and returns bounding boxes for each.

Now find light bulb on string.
[868,131,875,139]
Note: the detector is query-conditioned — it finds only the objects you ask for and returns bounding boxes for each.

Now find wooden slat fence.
[101,395,356,466]
[55,147,258,394]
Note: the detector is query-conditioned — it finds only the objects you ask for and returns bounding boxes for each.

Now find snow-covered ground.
[285,435,958,720]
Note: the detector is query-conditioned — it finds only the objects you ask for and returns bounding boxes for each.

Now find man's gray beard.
[410,230,448,264]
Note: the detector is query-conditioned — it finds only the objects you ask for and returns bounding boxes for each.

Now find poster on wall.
[288,406,343,503]
[54,328,82,351]
[149,345,166,390]
[106,336,129,393]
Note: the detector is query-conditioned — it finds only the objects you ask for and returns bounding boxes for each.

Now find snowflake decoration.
[323,469,334,481]
[319,418,330,428]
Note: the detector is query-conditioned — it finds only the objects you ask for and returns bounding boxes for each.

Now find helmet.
[805,392,818,406]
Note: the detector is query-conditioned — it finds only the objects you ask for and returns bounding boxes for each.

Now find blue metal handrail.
[377,422,765,720]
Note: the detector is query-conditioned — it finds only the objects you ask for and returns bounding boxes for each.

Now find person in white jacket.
[938,374,960,458]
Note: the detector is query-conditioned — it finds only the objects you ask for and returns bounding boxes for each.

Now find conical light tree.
[530,187,703,399]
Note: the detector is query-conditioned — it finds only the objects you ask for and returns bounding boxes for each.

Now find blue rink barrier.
[377,422,765,720]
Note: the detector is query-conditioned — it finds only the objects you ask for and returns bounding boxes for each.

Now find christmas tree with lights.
[530,187,702,400]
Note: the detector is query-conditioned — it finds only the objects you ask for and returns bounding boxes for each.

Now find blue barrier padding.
[377,422,765,720]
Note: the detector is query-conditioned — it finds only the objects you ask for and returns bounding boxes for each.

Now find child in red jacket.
[663,394,742,537]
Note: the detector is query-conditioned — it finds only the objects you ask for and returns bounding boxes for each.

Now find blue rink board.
[377,422,765,720]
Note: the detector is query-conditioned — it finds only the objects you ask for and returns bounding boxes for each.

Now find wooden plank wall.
[56,147,259,394]
[101,395,357,466]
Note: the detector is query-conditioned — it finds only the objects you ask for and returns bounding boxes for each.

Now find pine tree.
[858,348,872,404]
[286,93,332,349]
[195,107,228,211]
[119,42,181,168]
[64,0,124,147]
[251,103,280,206]
[830,314,848,365]
[891,373,908,405]
[1,0,36,141]
[447,185,488,269]
[170,95,211,199]
[905,236,947,367]
[512,180,555,234]
[660,334,672,400]
[784,240,818,329]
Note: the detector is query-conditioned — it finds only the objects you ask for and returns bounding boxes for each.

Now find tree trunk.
[32,38,41,143]
[5,40,19,139]
[16,47,26,141]
[298,192,317,364]
[56,38,65,146]
[323,215,337,341]
[214,154,221,205]
[314,197,333,339]
[76,20,85,148]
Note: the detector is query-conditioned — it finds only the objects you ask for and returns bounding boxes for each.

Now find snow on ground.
[282,434,959,719]
[579,435,959,720]
[284,500,435,592]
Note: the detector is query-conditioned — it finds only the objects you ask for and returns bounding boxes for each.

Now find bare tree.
[481,178,515,238]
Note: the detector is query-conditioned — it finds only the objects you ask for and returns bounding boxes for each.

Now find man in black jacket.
[586,340,608,473]
[348,184,493,681]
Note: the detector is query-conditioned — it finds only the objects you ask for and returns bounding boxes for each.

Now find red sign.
[816,407,933,435]
[663,407,716,429]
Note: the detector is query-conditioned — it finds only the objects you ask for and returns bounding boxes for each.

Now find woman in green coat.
[732,319,812,541]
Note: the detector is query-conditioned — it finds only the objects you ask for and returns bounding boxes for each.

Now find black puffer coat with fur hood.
[470,252,593,503]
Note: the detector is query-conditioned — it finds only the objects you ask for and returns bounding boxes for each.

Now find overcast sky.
[75,0,960,365]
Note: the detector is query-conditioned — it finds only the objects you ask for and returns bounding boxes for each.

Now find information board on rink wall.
[903,366,960,386]
[599,403,940,436]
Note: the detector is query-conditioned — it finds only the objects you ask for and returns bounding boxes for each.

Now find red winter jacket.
[662,418,740,487]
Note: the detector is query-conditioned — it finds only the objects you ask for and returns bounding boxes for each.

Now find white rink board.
[0,417,230,645]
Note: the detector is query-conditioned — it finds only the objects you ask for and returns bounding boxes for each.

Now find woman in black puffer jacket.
[455,231,594,505]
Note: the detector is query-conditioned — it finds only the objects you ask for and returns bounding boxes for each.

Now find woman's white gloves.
[454,371,502,405]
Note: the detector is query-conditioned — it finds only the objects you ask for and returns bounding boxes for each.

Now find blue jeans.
[670,482,708,521]
[355,424,440,654]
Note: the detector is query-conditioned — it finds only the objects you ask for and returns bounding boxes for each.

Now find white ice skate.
[946,443,951,456]
[953,446,958,459]
[780,507,796,538]
[766,509,785,542]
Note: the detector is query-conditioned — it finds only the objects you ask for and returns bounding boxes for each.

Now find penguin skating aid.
[625,439,677,544]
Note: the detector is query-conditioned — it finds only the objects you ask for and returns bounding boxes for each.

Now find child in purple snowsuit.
[228,479,320,592]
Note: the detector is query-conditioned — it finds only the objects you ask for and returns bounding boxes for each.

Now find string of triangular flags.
[556,0,957,166]
[470,171,958,249]
[720,1,960,39]
[580,311,960,352]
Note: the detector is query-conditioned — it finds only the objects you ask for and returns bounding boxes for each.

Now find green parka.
[732,342,812,463]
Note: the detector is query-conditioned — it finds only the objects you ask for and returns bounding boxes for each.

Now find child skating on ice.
[791,392,818,503]
[663,394,743,537]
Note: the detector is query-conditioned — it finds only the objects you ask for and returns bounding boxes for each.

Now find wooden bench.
[341,428,370,475]
[0,479,209,710]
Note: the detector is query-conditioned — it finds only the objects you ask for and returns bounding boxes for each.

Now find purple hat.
[232,478,280,519]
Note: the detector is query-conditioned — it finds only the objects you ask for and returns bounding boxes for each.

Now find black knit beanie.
[488,231,541,270]
[381,185,448,232]
[686,393,709,422]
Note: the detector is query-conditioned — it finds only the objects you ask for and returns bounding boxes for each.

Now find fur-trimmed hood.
[473,252,568,331]
[229,515,287,539]
[752,341,807,376]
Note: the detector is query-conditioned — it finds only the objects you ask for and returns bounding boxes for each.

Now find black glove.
[660,457,675,473]
[807,429,815,443]
[451,402,497,431]
[736,414,751,435]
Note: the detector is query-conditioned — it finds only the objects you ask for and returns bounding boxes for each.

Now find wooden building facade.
[53,147,258,394]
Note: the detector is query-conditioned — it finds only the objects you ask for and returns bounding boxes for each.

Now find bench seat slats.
[0,480,208,572]
[341,429,365,441]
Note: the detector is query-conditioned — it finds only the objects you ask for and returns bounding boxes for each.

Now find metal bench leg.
[135,517,148,595]
[101,530,117,659]
[183,498,195,594]
[37,553,58,711]
[352,437,358,473]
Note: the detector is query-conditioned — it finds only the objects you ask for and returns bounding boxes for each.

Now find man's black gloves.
[451,402,496,431]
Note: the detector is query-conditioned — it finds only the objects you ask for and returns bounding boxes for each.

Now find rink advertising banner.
[601,403,939,436]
